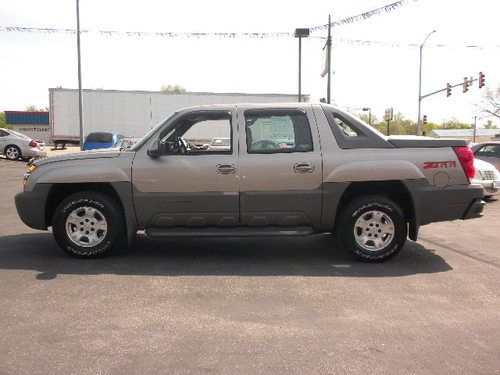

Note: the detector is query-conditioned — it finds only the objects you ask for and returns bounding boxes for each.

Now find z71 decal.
[423,161,457,169]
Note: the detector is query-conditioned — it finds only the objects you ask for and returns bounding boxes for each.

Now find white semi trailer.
[49,88,304,146]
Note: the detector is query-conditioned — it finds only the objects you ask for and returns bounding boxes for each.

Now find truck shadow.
[0,233,452,279]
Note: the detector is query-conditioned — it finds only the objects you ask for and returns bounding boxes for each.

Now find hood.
[34,149,121,166]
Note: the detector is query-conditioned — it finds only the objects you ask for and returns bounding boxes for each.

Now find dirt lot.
[0,157,499,374]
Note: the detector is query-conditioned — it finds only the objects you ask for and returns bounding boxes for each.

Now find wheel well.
[45,183,125,227]
[334,180,416,238]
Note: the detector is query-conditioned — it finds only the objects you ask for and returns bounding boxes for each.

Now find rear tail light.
[453,146,475,181]
[29,140,38,148]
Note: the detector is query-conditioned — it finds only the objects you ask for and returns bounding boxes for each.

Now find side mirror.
[147,138,161,157]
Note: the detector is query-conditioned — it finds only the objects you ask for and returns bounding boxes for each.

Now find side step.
[145,226,314,238]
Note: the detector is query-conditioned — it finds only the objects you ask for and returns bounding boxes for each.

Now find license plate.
[493,181,500,189]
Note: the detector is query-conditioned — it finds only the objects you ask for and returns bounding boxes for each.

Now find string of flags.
[310,0,417,32]
[0,0,418,39]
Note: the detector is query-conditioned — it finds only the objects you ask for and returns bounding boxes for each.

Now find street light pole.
[294,28,310,103]
[76,0,84,150]
[416,30,436,136]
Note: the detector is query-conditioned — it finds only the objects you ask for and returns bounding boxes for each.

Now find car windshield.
[130,111,179,151]
[86,132,114,143]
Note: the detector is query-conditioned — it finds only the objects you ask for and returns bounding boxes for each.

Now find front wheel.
[338,196,407,262]
[52,191,125,258]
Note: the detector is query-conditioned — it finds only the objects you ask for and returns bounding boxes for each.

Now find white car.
[0,128,47,160]
[472,158,500,198]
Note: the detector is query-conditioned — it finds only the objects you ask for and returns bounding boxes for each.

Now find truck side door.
[237,106,323,227]
[131,108,239,229]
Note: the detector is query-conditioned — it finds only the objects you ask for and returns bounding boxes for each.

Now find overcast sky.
[1,0,499,125]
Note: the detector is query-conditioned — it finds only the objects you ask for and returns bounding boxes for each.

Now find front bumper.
[15,184,52,230]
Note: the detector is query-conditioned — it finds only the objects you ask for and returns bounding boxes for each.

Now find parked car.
[470,142,500,170]
[0,128,46,160]
[16,103,484,262]
[82,132,125,151]
[471,158,500,198]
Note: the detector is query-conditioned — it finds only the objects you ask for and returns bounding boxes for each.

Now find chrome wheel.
[5,146,20,160]
[65,206,108,247]
[353,210,395,251]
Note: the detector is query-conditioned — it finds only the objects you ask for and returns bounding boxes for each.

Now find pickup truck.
[15,103,485,262]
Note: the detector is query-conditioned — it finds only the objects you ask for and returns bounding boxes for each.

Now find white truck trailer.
[49,88,305,147]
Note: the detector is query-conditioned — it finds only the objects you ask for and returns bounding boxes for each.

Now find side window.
[476,145,500,157]
[0,130,8,137]
[163,112,232,154]
[244,110,313,153]
[332,116,360,137]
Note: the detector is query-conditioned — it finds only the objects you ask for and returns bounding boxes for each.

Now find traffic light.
[422,115,427,125]
[446,83,452,97]
[462,77,469,93]
[479,72,485,88]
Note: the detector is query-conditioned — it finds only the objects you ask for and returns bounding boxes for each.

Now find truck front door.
[131,109,240,229]
[237,106,323,228]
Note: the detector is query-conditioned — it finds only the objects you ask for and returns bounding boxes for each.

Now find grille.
[481,170,497,180]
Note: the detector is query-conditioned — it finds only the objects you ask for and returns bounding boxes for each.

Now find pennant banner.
[310,0,417,32]
[0,26,292,39]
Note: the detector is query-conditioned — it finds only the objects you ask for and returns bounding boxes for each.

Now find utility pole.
[76,0,84,150]
[473,116,477,143]
[326,15,332,104]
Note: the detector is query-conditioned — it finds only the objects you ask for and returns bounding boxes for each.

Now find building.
[429,128,500,143]
[4,111,51,144]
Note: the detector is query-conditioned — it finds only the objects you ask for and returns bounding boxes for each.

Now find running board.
[145,226,314,238]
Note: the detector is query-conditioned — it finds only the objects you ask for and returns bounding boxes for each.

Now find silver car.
[471,158,500,198]
[0,128,46,160]
[471,141,500,170]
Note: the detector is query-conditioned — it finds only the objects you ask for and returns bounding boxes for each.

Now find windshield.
[130,111,179,151]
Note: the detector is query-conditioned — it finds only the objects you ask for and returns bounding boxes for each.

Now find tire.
[52,191,125,258]
[337,196,407,262]
[4,145,22,160]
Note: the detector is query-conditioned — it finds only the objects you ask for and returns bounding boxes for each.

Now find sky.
[0,0,499,126]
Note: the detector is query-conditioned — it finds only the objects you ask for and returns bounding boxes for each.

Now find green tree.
[440,119,471,129]
[0,112,13,129]
[484,120,498,129]
[25,105,48,112]
[161,84,186,93]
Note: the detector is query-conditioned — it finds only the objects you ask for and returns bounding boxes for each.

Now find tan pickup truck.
[15,103,485,261]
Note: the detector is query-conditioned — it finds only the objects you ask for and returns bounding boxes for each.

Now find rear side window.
[244,109,313,153]
[86,132,114,143]
[0,130,8,137]
[322,107,391,149]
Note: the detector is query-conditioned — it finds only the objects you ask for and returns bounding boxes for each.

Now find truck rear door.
[237,106,323,228]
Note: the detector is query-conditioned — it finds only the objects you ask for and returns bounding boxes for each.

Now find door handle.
[216,164,237,174]
[294,162,314,173]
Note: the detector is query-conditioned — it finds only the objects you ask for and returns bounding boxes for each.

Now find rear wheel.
[338,196,407,262]
[4,145,21,160]
[52,191,124,258]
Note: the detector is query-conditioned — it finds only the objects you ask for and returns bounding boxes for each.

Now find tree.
[478,86,500,120]
[25,105,48,112]
[440,119,471,129]
[161,84,186,93]
[484,120,498,129]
